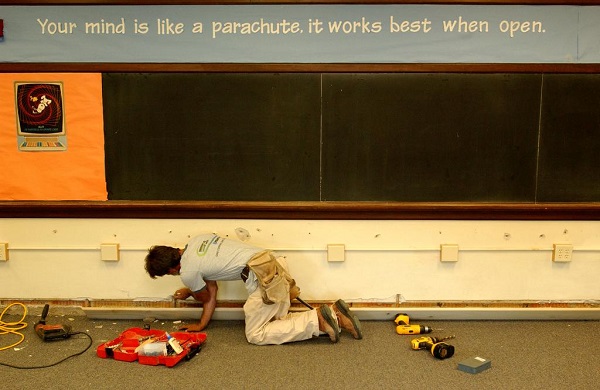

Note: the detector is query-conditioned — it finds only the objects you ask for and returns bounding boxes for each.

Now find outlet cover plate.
[101,243,120,262]
[0,243,8,261]
[440,244,459,262]
[553,244,573,262]
[327,244,345,262]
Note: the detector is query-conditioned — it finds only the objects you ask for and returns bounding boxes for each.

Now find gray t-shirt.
[179,233,262,292]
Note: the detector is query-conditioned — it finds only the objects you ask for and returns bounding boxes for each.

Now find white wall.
[1,218,599,303]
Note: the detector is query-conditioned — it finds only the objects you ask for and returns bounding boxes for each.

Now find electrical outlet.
[0,243,8,261]
[553,244,573,262]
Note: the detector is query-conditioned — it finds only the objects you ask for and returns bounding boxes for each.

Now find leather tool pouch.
[246,250,301,305]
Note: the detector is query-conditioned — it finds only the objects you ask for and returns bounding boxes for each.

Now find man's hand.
[179,323,205,332]
[173,287,192,300]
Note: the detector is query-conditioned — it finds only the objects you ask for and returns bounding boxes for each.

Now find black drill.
[34,304,72,341]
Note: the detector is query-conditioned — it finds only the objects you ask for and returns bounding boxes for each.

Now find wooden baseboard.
[80,306,600,321]
[3,298,598,321]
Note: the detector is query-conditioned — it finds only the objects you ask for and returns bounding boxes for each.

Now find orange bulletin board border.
[0,73,107,200]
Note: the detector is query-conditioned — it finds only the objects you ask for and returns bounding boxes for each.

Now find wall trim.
[1,201,599,220]
[4,63,600,73]
[4,299,598,320]
[82,306,600,321]
[3,1,600,7]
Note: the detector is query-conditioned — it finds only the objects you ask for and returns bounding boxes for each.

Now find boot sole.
[334,299,363,340]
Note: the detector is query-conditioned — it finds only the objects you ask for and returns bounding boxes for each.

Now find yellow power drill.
[393,313,433,335]
[411,335,456,359]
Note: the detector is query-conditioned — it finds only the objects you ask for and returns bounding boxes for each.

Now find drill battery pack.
[458,356,491,374]
[96,327,206,367]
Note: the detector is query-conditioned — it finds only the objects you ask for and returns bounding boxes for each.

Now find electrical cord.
[0,303,94,369]
[0,332,93,370]
[0,302,28,351]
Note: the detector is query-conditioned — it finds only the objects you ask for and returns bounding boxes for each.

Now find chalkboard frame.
[0,201,599,220]
[2,0,600,220]
[2,64,600,219]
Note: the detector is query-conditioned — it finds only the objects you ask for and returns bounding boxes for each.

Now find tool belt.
[241,250,300,305]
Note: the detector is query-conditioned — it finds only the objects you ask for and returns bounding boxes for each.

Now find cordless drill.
[411,335,455,359]
[394,313,433,335]
[34,304,72,341]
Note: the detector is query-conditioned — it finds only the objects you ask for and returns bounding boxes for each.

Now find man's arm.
[178,280,218,332]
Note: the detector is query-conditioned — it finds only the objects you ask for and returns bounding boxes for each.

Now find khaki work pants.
[243,256,319,345]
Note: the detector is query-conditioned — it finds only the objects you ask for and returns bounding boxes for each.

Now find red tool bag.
[97,327,207,367]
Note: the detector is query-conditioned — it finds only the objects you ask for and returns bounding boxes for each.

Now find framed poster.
[15,82,67,151]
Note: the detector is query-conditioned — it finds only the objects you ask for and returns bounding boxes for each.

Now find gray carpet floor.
[1,313,599,389]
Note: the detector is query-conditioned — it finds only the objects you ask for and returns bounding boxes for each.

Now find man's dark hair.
[145,245,181,278]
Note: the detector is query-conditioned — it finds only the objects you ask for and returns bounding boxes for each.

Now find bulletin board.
[0,73,106,201]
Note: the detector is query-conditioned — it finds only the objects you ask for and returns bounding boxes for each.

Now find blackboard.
[103,73,321,200]
[102,73,600,202]
[321,73,541,201]
[538,74,600,202]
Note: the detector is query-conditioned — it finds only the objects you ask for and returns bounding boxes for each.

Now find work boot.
[333,299,363,340]
[316,305,340,343]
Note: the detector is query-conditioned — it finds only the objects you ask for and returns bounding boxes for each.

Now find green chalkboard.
[321,74,541,201]
[538,74,600,201]
[103,73,321,200]
[102,73,600,202]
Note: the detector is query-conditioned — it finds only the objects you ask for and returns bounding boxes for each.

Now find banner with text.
[2,5,600,63]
